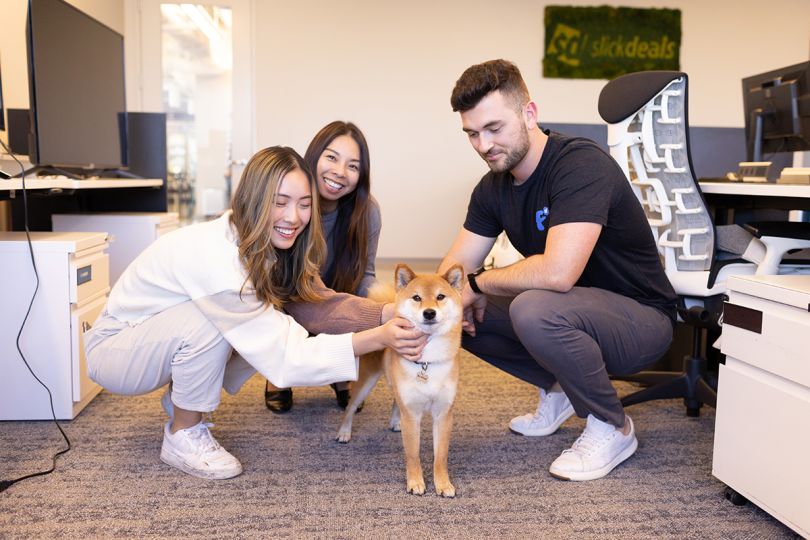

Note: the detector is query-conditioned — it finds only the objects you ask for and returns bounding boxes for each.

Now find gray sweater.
[320,196,381,298]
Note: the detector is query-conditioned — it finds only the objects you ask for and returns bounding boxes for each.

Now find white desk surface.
[727,274,810,309]
[699,181,810,198]
[0,177,162,191]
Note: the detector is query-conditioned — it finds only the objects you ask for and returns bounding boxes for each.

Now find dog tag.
[416,362,429,383]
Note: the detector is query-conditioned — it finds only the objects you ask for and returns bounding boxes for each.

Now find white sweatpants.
[85,301,257,412]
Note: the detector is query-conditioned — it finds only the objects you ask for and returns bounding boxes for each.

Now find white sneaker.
[549,414,638,481]
[161,385,173,421]
[509,387,575,436]
[160,421,243,480]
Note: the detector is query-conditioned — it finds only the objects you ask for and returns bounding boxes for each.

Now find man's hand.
[461,282,487,337]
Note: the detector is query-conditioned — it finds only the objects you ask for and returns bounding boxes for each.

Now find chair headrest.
[598,70,687,124]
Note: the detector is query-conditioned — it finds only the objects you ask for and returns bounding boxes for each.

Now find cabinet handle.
[81,321,92,333]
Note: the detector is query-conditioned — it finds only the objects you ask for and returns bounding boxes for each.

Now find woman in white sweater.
[84,146,425,480]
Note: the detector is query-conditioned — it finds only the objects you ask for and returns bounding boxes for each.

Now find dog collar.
[415,361,429,383]
[401,359,430,383]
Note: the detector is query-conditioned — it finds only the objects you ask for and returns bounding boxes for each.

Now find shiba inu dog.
[337,263,464,497]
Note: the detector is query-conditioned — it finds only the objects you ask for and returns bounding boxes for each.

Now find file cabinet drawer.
[70,251,109,304]
[713,359,810,535]
[721,294,810,388]
[72,294,106,403]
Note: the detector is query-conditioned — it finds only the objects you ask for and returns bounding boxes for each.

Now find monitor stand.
[748,108,765,162]
[14,165,82,179]
[12,166,143,180]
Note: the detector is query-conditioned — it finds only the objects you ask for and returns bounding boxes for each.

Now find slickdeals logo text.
[547,23,677,68]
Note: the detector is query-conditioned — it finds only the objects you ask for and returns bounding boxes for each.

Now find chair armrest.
[741,222,810,275]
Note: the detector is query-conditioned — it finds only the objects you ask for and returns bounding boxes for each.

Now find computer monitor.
[26,0,128,175]
[742,61,810,162]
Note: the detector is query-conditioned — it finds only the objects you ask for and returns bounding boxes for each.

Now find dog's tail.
[367,280,396,303]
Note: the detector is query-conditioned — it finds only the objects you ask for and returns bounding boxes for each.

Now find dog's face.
[393,264,464,334]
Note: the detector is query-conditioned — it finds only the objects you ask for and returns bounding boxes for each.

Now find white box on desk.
[0,232,109,420]
[52,212,179,286]
[713,275,810,538]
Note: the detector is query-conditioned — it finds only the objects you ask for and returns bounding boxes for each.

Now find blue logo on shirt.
[536,207,549,231]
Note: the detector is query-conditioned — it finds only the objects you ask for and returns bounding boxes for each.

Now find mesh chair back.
[600,72,715,273]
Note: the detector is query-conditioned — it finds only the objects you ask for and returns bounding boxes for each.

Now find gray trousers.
[86,301,256,413]
[463,287,673,427]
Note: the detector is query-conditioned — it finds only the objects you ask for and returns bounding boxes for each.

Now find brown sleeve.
[285,276,383,334]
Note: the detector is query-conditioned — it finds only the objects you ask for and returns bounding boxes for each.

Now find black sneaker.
[330,383,350,409]
[265,387,293,413]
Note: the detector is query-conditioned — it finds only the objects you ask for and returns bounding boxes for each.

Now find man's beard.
[482,128,530,173]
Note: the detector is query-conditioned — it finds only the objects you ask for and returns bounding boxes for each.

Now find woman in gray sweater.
[265,121,381,412]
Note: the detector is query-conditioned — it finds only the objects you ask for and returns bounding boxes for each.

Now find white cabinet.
[713,275,810,538]
[52,212,179,285]
[0,232,109,420]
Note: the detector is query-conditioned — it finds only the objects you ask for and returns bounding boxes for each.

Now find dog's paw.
[335,429,352,443]
[389,420,401,432]
[406,478,426,496]
[436,482,456,498]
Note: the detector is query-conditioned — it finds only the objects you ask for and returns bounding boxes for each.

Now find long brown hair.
[304,121,372,294]
[230,146,325,309]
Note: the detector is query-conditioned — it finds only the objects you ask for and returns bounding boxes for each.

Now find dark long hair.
[304,121,372,294]
[230,146,325,309]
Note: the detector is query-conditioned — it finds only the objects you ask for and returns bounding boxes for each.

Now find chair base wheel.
[724,486,748,506]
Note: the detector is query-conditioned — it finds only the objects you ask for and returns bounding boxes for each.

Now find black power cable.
[0,139,72,493]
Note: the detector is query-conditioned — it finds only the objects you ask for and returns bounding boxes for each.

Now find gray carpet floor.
[0,351,798,539]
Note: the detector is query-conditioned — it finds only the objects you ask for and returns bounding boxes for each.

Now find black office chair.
[598,71,810,416]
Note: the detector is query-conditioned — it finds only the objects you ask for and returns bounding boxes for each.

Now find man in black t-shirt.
[438,59,677,481]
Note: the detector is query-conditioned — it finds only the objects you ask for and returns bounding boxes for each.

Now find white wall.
[2,0,809,255]
[253,0,810,258]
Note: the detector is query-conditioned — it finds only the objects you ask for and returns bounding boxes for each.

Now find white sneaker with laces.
[160,421,243,480]
[549,414,638,481]
[509,387,575,436]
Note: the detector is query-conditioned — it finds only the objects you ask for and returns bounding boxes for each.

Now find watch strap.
[467,268,485,294]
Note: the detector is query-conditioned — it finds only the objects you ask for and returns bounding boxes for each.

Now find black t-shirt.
[464,130,677,322]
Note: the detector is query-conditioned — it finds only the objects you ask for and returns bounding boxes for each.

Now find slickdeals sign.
[543,5,681,79]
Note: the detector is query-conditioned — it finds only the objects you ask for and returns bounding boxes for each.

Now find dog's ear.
[395,264,416,291]
[443,264,464,292]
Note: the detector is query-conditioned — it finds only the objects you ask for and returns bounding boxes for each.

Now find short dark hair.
[450,59,530,112]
